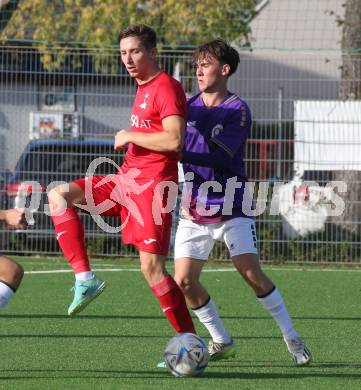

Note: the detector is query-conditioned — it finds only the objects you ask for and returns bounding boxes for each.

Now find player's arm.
[182,105,251,170]
[181,147,233,170]
[114,115,185,153]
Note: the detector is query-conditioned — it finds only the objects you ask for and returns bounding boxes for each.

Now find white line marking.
[24,269,140,275]
[24,266,361,275]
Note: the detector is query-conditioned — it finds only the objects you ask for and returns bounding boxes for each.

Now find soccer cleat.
[68,276,106,316]
[208,338,236,361]
[284,336,312,366]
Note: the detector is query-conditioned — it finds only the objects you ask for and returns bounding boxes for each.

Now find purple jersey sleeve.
[210,101,251,158]
[182,148,232,169]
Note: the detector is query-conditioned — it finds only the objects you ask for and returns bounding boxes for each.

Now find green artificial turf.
[1,258,361,389]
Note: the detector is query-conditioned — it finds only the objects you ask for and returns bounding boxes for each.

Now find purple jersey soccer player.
[182,92,252,224]
[173,38,312,366]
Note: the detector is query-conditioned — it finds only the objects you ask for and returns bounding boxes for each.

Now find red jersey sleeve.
[154,79,187,121]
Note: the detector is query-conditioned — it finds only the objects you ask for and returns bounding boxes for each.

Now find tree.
[333,0,361,235]
[0,0,20,34]
[0,0,256,72]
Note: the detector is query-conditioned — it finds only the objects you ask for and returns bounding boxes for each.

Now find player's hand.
[4,208,27,229]
[114,129,131,151]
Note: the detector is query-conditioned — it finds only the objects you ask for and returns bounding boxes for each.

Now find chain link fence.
[1,0,361,263]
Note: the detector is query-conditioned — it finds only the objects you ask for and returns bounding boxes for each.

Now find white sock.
[193,298,231,344]
[257,287,298,340]
[75,271,94,281]
[0,281,15,309]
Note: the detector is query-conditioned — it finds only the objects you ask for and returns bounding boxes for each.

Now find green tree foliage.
[0,0,20,33]
[1,0,256,72]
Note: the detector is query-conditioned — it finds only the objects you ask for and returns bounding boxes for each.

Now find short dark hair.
[193,38,240,77]
[118,24,157,50]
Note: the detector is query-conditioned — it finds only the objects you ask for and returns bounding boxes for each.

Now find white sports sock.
[193,298,231,344]
[0,281,15,309]
[257,287,298,340]
[75,271,94,281]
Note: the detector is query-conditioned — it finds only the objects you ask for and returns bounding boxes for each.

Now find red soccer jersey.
[122,71,187,177]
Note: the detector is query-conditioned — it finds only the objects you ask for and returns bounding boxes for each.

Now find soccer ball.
[163,333,210,377]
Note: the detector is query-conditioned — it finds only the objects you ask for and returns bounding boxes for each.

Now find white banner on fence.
[294,100,361,173]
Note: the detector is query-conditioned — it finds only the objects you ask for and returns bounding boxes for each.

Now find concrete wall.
[77,83,134,138]
[230,0,344,122]
[251,0,343,51]
[0,82,135,172]
[231,51,341,121]
[0,82,38,171]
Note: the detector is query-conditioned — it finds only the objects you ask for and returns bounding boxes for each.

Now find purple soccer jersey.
[181,92,252,223]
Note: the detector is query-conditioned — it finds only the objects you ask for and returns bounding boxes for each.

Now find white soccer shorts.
[174,217,258,260]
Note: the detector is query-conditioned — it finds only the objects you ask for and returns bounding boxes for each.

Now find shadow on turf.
[203,372,361,380]
[2,314,361,321]
[215,360,361,369]
[2,368,361,381]
[0,334,284,340]
[0,334,171,339]
[0,314,171,320]
[314,362,361,369]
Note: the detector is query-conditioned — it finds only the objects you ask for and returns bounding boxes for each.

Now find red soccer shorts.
[73,170,176,256]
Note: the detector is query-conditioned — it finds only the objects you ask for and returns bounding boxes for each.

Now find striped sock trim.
[257,285,276,299]
[192,295,211,311]
[0,279,16,293]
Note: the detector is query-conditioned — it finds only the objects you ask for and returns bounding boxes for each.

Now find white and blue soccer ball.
[164,332,210,377]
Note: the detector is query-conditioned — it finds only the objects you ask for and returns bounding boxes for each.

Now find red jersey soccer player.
[48,24,195,335]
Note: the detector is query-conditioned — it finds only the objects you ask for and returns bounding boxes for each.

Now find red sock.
[51,208,90,274]
[151,275,196,334]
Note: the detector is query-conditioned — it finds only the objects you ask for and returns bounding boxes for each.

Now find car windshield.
[14,143,123,185]
[302,171,334,186]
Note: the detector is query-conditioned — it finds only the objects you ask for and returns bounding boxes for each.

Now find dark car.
[0,170,11,209]
[2,138,127,254]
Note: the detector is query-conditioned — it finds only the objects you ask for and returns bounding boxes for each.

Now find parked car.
[0,170,11,209]
[2,138,125,254]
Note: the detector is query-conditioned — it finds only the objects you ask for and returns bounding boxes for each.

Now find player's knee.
[48,184,72,210]
[48,185,64,203]
[242,266,270,289]
[13,262,24,289]
[140,261,160,281]
[140,262,150,278]
[8,262,24,290]
[239,265,259,284]
[139,252,168,285]
[0,257,23,289]
[175,275,196,294]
